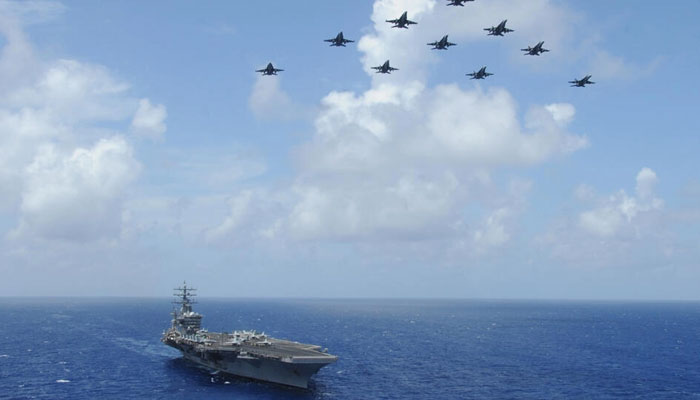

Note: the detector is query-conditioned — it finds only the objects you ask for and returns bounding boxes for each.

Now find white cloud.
[298,84,586,176]
[579,205,624,238]
[539,168,669,267]
[7,59,133,123]
[287,172,460,241]
[577,167,663,238]
[636,167,658,200]
[285,78,583,243]
[12,136,140,241]
[545,103,576,126]
[473,207,511,249]
[131,98,167,141]
[0,9,159,244]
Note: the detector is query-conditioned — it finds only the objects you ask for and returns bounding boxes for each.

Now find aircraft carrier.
[161,283,338,388]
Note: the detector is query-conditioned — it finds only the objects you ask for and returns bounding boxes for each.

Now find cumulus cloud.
[287,171,461,241]
[131,98,167,140]
[0,7,157,244]
[279,78,584,243]
[577,167,663,238]
[298,84,586,174]
[12,137,140,241]
[539,168,668,267]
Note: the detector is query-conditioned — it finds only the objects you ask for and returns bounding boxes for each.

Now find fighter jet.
[569,75,595,87]
[372,60,399,74]
[427,35,456,50]
[484,20,514,36]
[256,62,283,76]
[466,66,493,79]
[325,32,354,47]
[521,41,549,56]
[447,0,474,5]
[386,11,417,29]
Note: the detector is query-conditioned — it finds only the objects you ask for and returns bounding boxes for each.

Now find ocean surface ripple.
[1,299,699,399]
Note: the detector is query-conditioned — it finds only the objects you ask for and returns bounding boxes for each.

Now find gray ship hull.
[167,339,332,388]
[181,351,326,388]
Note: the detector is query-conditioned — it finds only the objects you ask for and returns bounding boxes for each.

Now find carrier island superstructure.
[161,283,337,388]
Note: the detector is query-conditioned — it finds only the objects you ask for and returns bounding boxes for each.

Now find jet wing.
[273,68,284,72]
[385,18,399,23]
[388,67,399,71]
[503,28,514,33]
[406,19,417,25]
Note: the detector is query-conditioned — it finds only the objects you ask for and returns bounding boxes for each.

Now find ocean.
[0,298,699,399]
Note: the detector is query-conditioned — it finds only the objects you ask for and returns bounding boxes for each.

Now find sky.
[0,0,699,299]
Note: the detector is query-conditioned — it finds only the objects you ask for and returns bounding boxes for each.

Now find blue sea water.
[0,299,699,399]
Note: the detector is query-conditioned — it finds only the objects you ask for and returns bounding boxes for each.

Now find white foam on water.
[224,381,231,385]
[0,355,8,358]
[56,379,70,383]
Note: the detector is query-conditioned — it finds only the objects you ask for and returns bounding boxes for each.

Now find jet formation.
[256,1,593,88]
[427,35,456,50]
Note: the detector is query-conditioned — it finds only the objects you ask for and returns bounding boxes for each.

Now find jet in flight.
[569,75,595,87]
[466,66,493,79]
[386,11,417,29]
[256,63,283,76]
[521,41,549,56]
[372,60,399,74]
[447,0,474,5]
[325,32,354,47]
[484,20,514,36]
[427,35,456,50]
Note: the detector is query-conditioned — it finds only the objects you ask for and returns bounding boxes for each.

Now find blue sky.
[0,0,698,298]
